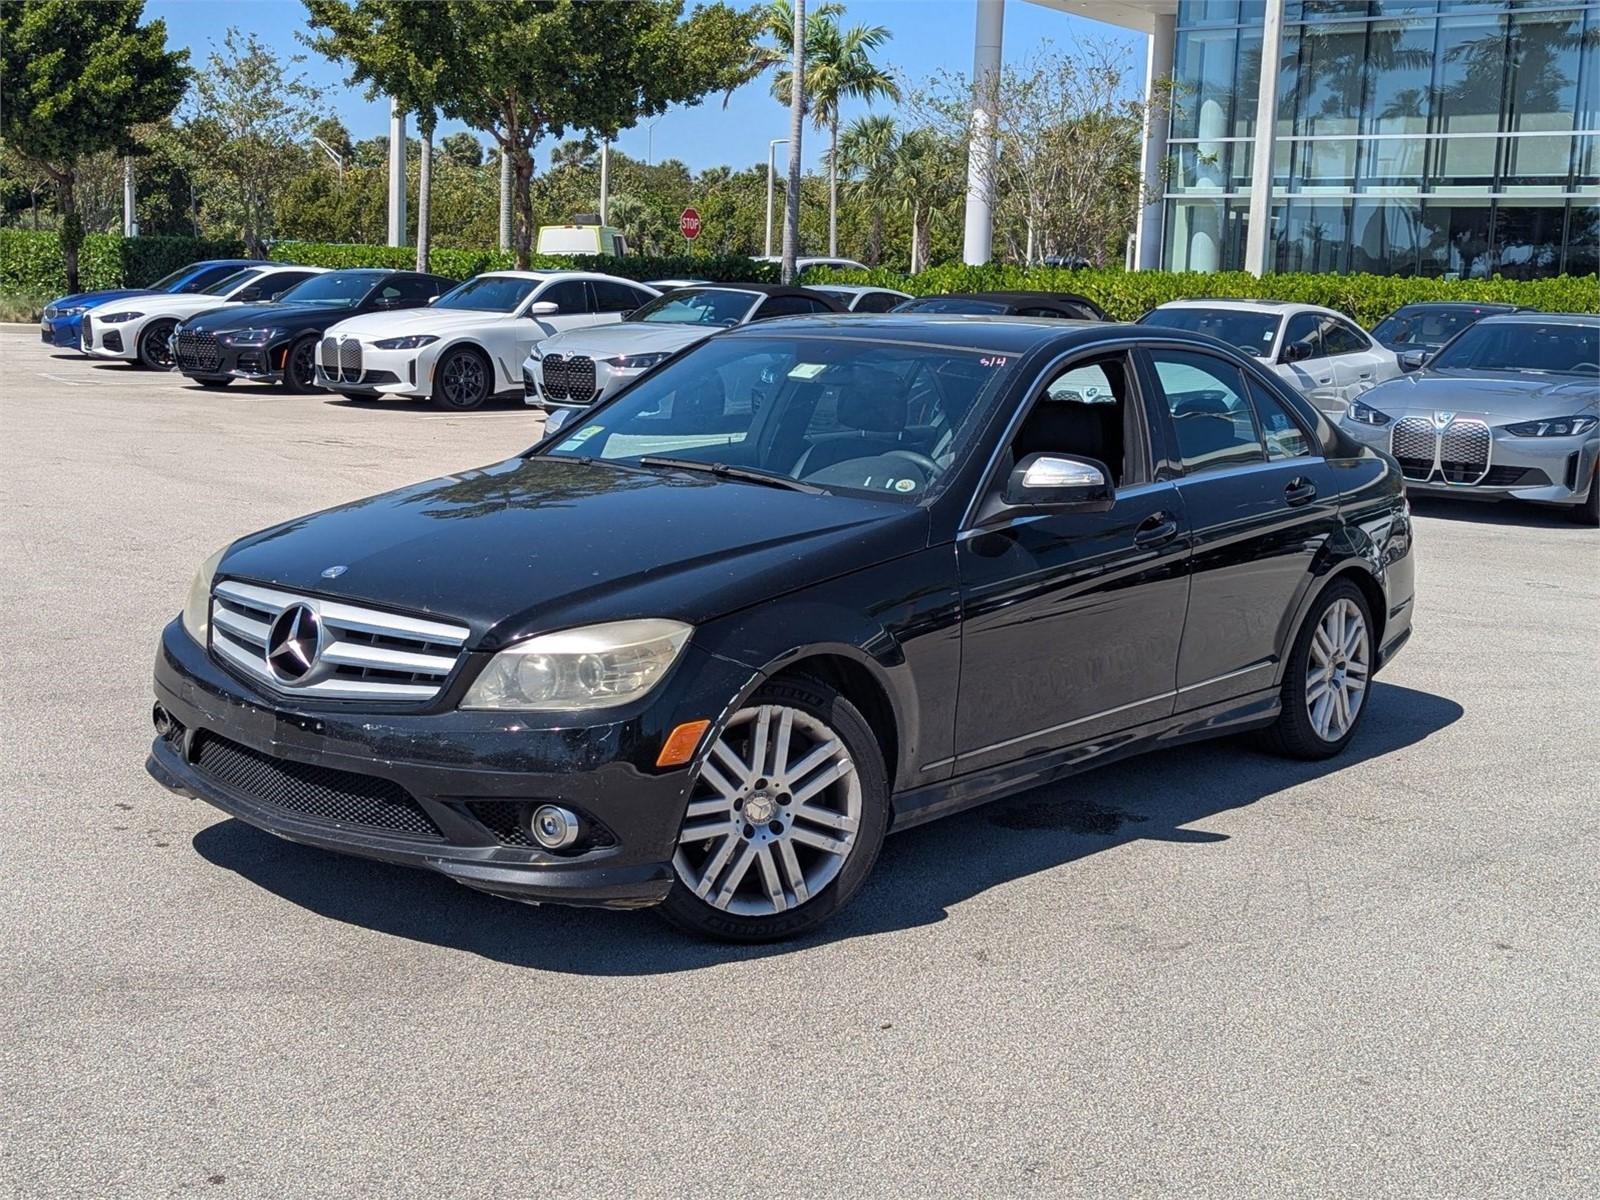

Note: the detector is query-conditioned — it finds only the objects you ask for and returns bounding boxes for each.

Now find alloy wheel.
[672,704,862,917]
[288,339,316,390]
[141,322,176,370]
[440,352,487,408]
[1305,597,1369,742]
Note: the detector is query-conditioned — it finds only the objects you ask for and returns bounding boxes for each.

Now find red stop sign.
[679,207,701,240]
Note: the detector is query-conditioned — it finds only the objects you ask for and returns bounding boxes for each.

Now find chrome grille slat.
[209,580,468,702]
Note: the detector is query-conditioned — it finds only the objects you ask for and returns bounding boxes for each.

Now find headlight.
[1503,415,1597,437]
[1347,400,1392,426]
[180,543,230,645]
[49,304,85,318]
[97,311,143,323]
[374,334,439,350]
[461,619,691,711]
[605,352,670,370]
[223,327,279,346]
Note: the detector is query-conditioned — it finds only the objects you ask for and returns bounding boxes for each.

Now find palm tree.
[893,128,955,272]
[836,113,899,265]
[807,20,898,256]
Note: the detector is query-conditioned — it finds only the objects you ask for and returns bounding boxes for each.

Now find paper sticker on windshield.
[557,426,602,450]
[894,478,917,492]
[788,362,828,380]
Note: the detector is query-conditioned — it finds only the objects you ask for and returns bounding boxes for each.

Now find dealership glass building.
[968,1,1599,277]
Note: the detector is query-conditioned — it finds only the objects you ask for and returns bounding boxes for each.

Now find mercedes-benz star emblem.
[266,604,324,683]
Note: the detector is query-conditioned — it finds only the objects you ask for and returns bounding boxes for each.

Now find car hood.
[185,302,359,334]
[535,322,714,359]
[218,455,924,650]
[111,293,245,319]
[326,307,517,340]
[1359,371,1600,421]
[51,288,154,311]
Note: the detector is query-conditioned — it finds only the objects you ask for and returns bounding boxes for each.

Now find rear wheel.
[659,676,889,942]
[137,320,177,370]
[281,335,318,392]
[1572,467,1599,526]
[1263,579,1373,760]
[434,347,491,410]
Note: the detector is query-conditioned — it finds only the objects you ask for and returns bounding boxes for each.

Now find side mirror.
[1282,340,1314,364]
[544,407,577,436]
[426,294,438,305]
[236,286,263,303]
[1399,348,1433,372]
[1003,453,1113,511]
[526,300,560,317]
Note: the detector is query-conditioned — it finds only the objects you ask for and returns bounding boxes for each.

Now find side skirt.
[888,688,1281,833]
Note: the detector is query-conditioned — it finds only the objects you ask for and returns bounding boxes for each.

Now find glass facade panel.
[1162,1,1598,277]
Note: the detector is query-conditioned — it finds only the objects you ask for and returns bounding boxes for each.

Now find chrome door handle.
[1133,511,1180,548]
[1285,477,1318,507]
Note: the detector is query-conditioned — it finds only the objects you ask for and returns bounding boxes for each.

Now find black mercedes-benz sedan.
[172,269,456,391]
[147,316,1415,941]
[893,291,1108,321]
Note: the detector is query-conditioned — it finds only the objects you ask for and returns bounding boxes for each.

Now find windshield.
[625,289,758,327]
[1372,307,1500,348]
[541,334,1009,500]
[433,275,539,313]
[901,297,1008,315]
[1141,308,1281,358]
[148,266,192,290]
[1429,321,1600,375]
[274,271,381,307]
[205,268,266,296]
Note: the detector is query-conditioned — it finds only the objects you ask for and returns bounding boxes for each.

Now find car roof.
[1389,301,1522,313]
[1477,311,1599,327]
[816,284,910,296]
[1156,298,1308,314]
[718,312,1145,353]
[670,283,850,308]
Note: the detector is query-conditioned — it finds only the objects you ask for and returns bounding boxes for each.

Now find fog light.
[152,704,173,736]
[530,804,580,850]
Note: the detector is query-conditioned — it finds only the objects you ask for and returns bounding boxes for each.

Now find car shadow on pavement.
[1406,495,1588,529]
[190,681,1462,975]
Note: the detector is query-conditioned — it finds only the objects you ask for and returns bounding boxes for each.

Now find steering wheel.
[882,448,939,476]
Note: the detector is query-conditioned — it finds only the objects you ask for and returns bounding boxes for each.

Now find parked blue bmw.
[39,259,258,350]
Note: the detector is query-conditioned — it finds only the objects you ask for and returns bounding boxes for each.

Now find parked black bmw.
[172,269,456,391]
[148,315,1414,941]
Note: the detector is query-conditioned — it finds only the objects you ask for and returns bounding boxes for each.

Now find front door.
[1140,347,1341,710]
[954,351,1191,776]
[1276,311,1342,415]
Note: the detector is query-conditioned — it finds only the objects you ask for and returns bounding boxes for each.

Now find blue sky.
[145,0,1145,172]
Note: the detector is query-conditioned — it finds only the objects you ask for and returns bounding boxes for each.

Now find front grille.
[1482,466,1550,488]
[338,338,362,383]
[320,336,339,374]
[1391,418,1434,470]
[209,580,470,703]
[541,354,597,404]
[174,328,222,372]
[1439,419,1490,484]
[194,733,442,839]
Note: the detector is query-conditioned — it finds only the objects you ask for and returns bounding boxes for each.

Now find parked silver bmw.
[1338,313,1598,525]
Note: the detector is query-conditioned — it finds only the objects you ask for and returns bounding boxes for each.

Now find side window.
[390,276,440,305]
[1149,349,1265,475]
[538,280,590,313]
[1016,305,1063,318]
[1006,354,1138,487]
[263,271,313,297]
[591,280,647,312]
[755,295,828,319]
[1282,312,1323,360]
[1248,379,1314,460]
[854,291,900,314]
[1320,317,1369,355]
[181,265,241,293]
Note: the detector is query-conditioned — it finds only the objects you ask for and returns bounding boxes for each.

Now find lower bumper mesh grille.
[194,734,442,839]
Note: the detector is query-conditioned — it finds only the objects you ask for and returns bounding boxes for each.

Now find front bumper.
[176,335,291,383]
[146,617,715,908]
[1341,416,1599,506]
[314,338,431,397]
[81,315,135,359]
[523,355,640,410]
[41,314,85,347]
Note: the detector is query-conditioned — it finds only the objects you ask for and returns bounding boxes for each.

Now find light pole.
[310,136,345,183]
[646,116,663,167]
[764,138,789,258]
[600,140,610,225]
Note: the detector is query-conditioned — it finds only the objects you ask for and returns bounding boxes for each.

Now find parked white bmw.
[315,271,659,409]
[1139,300,1402,415]
[80,264,326,371]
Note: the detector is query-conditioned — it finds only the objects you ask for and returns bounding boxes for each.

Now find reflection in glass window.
[1165,199,1249,272]
[1150,351,1265,475]
[1433,16,1509,139]
[1275,201,1351,274]
[1493,202,1566,281]
[1419,201,1494,278]
[1249,381,1313,461]
[1362,19,1432,148]
[1507,11,1581,138]
[1351,200,1425,276]
[1286,22,1366,139]
[1173,28,1242,142]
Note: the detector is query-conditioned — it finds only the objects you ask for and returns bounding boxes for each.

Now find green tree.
[305,0,456,270]
[0,0,187,289]
[184,29,327,255]
[440,132,485,168]
[376,0,757,268]
[806,19,898,256]
[835,114,899,266]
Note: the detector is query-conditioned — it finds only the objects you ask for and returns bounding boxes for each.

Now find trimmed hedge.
[5,229,1593,325]
[804,262,1600,327]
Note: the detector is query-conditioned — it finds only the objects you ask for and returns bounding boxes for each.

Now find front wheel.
[659,676,889,943]
[433,347,491,410]
[1263,579,1373,760]
[281,335,318,392]
[138,320,177,370]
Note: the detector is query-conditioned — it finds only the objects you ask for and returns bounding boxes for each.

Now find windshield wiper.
[638,456,823,494]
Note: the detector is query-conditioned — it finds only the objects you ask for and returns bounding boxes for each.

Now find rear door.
[1140,346,1340,711]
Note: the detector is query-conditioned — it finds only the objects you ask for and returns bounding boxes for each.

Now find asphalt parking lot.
[2,322,1596,1199]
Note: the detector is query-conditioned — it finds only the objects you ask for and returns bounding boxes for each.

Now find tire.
[658,675,890,943]
[1571,469,1599,527]
[195,376,233,390]
[1263,579,1374,761]
[433,346,492,410]
[137,320,177,370]
[281,335,318,393]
